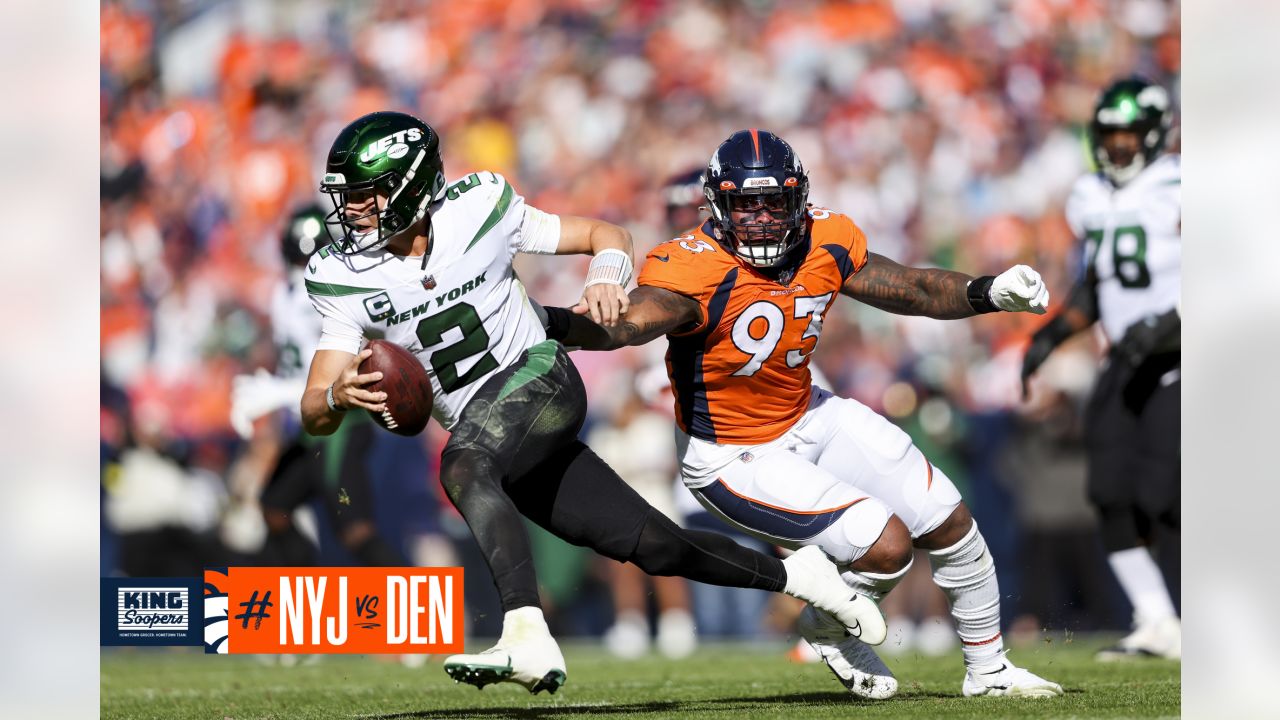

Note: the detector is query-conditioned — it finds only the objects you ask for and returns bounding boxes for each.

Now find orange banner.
[203,567,464,654]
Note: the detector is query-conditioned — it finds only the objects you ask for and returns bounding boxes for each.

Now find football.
[358,339,433,436]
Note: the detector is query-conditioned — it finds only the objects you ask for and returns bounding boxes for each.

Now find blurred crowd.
[101,0,1180,646]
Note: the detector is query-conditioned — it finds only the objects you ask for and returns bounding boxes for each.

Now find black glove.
[1113,309,1180,367]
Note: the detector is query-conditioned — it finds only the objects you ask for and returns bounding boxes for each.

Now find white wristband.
[584,248,633,288]
[326,384,346,412]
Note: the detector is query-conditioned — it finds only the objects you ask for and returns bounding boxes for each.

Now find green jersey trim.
[498,340,558,402]
[466,180,515,252]
[305,279,382,297]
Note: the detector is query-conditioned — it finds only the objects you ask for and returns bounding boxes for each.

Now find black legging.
[439,341,786,613]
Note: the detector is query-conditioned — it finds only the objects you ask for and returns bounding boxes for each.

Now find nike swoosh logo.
[979,665,1010,675]
[849,620,861,637]
[654,254,670,262]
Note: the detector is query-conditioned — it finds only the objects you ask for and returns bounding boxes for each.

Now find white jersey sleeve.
[516,205,562,254]
[471,171,562,256]
[304,260,365,355]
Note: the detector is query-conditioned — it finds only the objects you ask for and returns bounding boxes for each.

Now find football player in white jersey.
[230,205,404,568]
[297,111,887,695]
[1022,77,1181,661]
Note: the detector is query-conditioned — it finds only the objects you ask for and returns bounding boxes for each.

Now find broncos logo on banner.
[204,567,230,654]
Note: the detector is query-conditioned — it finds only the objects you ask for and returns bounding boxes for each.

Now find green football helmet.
[1088,76,1172,186]
[319,111,447,253]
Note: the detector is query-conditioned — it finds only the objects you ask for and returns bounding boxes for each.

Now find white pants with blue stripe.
[678,387,962,565]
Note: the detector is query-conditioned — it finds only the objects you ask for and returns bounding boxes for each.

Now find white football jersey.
[271,267,322,382]
[1065,154,1181,343]
[305,171,556,429]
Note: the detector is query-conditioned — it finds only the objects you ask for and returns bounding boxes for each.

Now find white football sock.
[1107,547,1178,626]
[500,606,551,645]
[840,556,913,603]
[928,521,1004,668]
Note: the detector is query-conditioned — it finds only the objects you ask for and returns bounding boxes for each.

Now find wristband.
[326,384,347,412]
[966,276,1000,314]
[584,248,633,288]
[544,306,574,342]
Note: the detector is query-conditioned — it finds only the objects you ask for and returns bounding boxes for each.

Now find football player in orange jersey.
[541,129,1061,699]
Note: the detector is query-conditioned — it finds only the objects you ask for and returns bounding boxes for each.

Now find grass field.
[102,637,1180,719]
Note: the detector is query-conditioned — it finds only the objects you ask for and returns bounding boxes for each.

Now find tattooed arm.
[841,252,980,319]
[556,285,703,350]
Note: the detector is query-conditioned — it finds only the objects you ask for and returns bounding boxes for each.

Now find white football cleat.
[962,653,1063,698]
[783,546,887,645]
[1096,616,1181,661]
[798,605,898,700]
[443,639,566,694]
[443,608,566,694]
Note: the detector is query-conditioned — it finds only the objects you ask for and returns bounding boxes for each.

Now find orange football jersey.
[639,209,869,444]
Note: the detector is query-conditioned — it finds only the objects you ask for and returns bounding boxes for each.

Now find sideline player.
[1022,77,1181,661]
[544,129,1062,698]
[298,112,887,695]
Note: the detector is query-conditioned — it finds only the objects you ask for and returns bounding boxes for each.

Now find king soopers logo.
[117,586,189,636]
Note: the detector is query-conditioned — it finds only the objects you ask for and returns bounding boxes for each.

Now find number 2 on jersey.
[414,303,499,393]
[730,293,832,377]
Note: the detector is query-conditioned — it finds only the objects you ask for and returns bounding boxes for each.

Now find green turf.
[101,637,1180,719]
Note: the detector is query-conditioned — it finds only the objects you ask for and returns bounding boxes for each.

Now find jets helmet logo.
[359,128,424,163]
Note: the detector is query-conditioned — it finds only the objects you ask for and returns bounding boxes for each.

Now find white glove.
[990,265,1049,315]
[230,368,306,439]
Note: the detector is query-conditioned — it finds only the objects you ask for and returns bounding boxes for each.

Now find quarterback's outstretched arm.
[551,285,701,350]
[555,215,634,327]
[844,253,1049,319]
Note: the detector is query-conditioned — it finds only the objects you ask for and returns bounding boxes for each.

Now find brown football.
[358,339,433,436]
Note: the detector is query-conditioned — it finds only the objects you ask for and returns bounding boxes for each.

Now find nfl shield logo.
[422,275,436,290]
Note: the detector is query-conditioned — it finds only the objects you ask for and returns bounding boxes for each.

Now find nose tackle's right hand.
[330,348,387,413]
